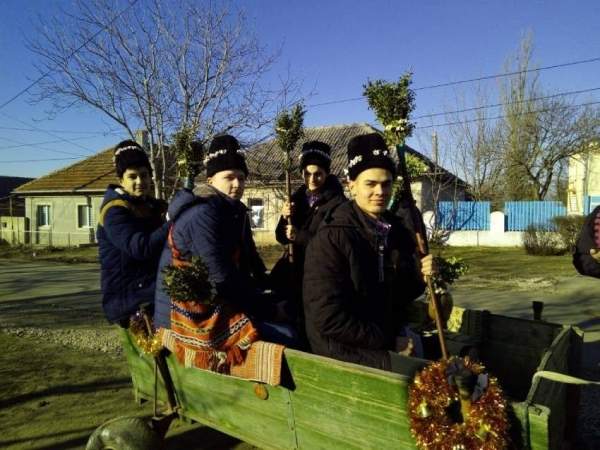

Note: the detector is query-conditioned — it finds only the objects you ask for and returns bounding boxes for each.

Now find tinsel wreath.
[129,311,163,357]
[408,357,509,450]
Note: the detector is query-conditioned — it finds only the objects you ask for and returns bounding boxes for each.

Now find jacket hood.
[100,184,149,208]
[167,188,198,222]
[168,184,245,222]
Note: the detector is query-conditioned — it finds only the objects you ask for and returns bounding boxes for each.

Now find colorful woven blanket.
[161,329,284,386]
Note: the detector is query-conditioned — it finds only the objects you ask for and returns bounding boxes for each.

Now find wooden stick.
[285,157,294,263]
[395,143,448,360]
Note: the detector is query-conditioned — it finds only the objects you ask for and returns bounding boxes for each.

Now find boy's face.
[349,167,393,218]
[119,166,151,197]
[208,169,246,200]
[302,164,327,193]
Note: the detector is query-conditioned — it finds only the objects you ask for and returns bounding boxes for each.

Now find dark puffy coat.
[303,201,425,370]
[97,185,168,323]
[573,205,600,278]
[154,185,269,329]
[275,174,346,267]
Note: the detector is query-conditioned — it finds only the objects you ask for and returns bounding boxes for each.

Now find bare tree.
[499,33,600,200]
[445,87,504,204]
[28,0,298,198]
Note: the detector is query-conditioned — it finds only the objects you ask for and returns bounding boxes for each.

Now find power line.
[0,125,121,135]
[0,0,141,111]
[1,112,98,153]
[0,157,81,163]
[0,136,86,157]
[308,56,600,108]
[413,86,600,120]
[415,100,600,130]
[0,135,93,151]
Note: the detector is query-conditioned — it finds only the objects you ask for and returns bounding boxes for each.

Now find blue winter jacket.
[154,185,268,329]
[97,185,168,323]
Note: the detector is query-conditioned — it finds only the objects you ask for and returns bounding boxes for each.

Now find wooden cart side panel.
[528,405,551,450]
[284,349,418,450]
[527,327,583,450]
[480,314,562,400]
[121,330,295,450]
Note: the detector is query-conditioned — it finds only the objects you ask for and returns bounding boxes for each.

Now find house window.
[248,198,265,229]
[37,205,51,227]
[77,205,92,228]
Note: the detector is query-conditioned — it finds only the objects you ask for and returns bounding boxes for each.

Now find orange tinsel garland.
[408,357,509,450]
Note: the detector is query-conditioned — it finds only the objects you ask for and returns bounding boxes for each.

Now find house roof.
[245,122,464,185]
[14,147,117,194]
[0,176,34,198]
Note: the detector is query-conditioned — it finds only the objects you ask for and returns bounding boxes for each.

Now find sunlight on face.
[208,169,246,200]
[349,168,393,218]
[302,164,327,193]
[119,167,151,198]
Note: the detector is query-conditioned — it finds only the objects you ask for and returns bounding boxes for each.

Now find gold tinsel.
[408,357,509,450]
[128,314,163,357]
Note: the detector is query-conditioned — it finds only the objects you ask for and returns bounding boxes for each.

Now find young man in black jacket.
[303,133,433,373]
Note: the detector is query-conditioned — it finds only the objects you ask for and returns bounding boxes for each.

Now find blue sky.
[1,0,599,177]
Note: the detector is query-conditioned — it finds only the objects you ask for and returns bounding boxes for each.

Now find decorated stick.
[275,104,305,263]
[397,143,449,360]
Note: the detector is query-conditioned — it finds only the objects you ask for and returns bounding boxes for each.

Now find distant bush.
[551,215,585,251]
[523,224,566,256]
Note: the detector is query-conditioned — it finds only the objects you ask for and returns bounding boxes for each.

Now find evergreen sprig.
[173,125,203,179]
[363,73,416,146]
[275,103,305,170]
[162,256,215,304]
[431,256,469,295]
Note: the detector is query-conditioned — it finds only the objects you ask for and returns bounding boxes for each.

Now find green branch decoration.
[162,257,216,304]
[275,103,305,172]
[363,73,416,147]
[173,125,203,188]
[431,256,469,295]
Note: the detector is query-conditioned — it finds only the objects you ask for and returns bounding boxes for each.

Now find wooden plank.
[285,350,417,449]
[527,327,580,450]
[528,405,550,450]
[485,314,561,348]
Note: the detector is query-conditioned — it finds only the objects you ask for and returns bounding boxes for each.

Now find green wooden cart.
[87,306,583,450]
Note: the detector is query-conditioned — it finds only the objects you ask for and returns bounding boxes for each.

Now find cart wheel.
[85,416,163,450]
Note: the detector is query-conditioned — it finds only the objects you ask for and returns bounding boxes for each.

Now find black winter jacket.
[303,201,425,370]
[573,205,600,278]
[275,174,346,268]
[97,185,168,323]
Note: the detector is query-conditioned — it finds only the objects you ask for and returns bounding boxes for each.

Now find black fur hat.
[114,140,152,178]
[346,133,395,180]
[205,135,248,177]
[299,140,331,172]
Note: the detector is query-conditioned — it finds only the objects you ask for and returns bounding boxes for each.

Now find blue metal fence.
[504,201,566,231]
[437,201,490,230]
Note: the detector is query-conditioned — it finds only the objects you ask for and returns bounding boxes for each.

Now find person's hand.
[285,225,297,241]
[590,248,600,262]
[420,254,435,279]
[281,201,295,219]
[395,336,414,356]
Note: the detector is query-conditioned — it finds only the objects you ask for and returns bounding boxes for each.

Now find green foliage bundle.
[431,256,469,294]
[162,257,215,304]
[551,215,585,251]
[173,125,203,179]
[523,224,565,256]
[363,72,416,146]
[275,104,305,169]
